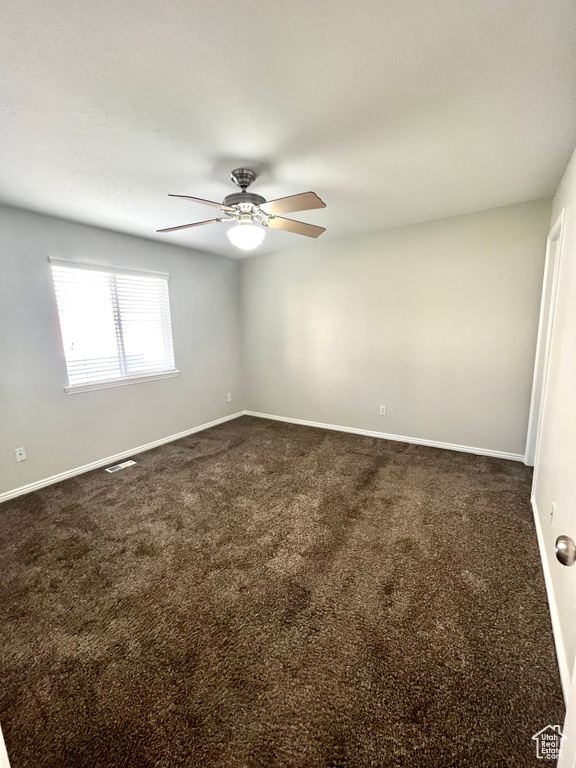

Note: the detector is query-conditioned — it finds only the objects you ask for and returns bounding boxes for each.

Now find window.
[50,260,178,393]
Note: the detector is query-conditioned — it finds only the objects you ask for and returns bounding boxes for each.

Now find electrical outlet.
[551,502,557,523]
[14,447,26,463]
[379,405,386,416]
[227,392,232,402]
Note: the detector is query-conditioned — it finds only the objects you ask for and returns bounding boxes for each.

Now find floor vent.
[105,460,137,473]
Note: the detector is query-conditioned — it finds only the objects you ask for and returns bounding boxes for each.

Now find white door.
[529,205,576,763]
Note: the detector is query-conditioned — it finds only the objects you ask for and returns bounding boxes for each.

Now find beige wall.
[0,205,243,497]
[241,199,551,456]
[533,146,576,691]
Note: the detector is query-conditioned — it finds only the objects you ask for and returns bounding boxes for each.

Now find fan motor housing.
[223,192,266,208]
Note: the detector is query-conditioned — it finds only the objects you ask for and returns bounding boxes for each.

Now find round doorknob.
[555,536,576,567]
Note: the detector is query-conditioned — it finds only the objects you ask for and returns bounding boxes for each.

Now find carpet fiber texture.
[0,416,564,767]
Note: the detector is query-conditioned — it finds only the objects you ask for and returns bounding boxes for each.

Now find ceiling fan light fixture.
[157,169,326,246]
[227,220,265,251]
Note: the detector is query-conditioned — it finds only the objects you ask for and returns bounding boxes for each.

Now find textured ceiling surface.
[1,0,575,258]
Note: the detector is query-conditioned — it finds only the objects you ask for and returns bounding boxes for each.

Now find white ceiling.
[1,0,575,259]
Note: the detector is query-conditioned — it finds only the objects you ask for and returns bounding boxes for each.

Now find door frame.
[559,663,576,767]
[525,209,565,469]
[0,725,10,768]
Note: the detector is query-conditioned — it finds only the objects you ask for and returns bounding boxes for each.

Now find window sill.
[64,370,180,395]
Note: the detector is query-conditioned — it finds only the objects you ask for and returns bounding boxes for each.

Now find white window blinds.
[51,261,176,390]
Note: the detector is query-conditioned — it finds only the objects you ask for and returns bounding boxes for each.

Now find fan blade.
[260,191,325,215]
[267,216,326,239]
[157,219,222,233]
[168,194,235,212]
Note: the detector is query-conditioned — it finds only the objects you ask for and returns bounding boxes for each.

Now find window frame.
[49,258,180,395]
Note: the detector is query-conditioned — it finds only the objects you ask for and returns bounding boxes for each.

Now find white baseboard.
[531,494,570,702]
[0,409,525,503]
[0,726,11,768]
[0,412,245,504]
[245,411,525,462]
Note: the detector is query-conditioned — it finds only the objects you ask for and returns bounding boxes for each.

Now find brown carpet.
[0,416,564,767]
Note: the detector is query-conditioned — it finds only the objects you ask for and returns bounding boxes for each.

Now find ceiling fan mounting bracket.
[230,168,258,191]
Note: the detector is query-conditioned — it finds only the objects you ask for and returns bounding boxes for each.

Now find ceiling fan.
[157,169,326,251]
